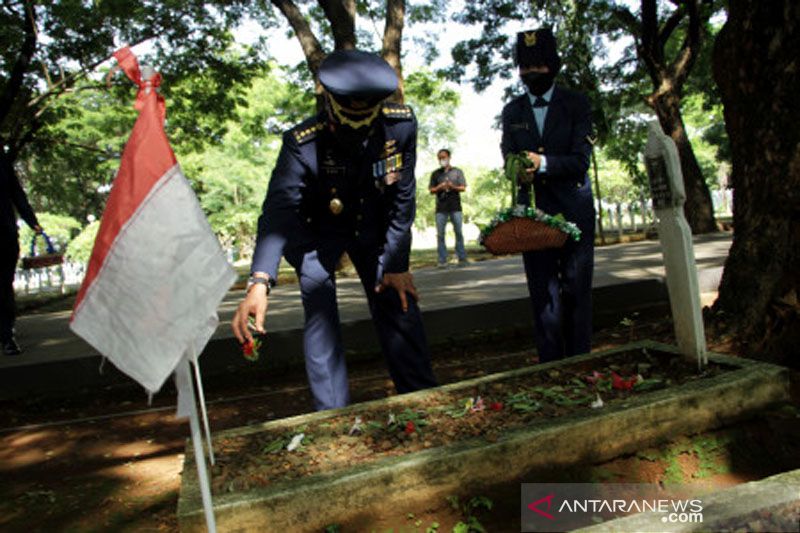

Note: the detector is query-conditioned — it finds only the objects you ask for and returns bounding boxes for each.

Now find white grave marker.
[644,121,708,368]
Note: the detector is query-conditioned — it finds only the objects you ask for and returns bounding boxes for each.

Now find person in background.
[231,50,438,411]
[500,28,595,363]
[1,150,42,355]
[428,149,467,267]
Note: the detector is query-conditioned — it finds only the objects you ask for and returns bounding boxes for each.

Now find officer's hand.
[525,151,542,174]
[376,272,419,313]
[232,284,269,345]
[33,225,43,234]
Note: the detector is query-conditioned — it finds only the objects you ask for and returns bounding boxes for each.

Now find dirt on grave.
[209,346,727,495]
[0,309,798,533]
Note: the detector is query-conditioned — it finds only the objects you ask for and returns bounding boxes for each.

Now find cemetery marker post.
[645,121,708,368]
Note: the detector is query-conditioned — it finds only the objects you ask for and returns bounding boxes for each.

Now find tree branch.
[0,0,37,130]
[268,0,326,76]
[640,0,662,67]
[658,4,686,50]
[669,0,702,89]
[318,0,356,50]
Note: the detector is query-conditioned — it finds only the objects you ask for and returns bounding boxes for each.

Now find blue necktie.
[533,97,548,108]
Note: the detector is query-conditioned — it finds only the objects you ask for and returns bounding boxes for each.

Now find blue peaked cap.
[319,50,398,102]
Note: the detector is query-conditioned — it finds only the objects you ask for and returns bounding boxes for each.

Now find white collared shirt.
[527,84,554,174]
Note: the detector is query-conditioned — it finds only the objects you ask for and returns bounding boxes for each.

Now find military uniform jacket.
[501,86,594,230]
[251,103,417,282]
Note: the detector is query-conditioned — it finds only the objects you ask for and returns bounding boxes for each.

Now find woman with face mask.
[500,28,596,363]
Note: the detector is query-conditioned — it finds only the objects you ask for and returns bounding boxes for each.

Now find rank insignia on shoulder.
[381,104,414,120]
[292,122,325,144]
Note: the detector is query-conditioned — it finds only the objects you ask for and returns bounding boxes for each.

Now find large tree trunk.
[711,0,800,364]
[651,91,717,233]
[382,0,405,103]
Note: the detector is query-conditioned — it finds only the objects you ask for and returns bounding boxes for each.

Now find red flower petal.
[611,372,636,390]
[490,402,504,411]
[405,421,416,434]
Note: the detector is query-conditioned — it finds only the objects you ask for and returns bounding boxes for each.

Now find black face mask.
[521,71,555,96]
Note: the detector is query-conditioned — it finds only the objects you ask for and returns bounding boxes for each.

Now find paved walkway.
[1,233,732,396]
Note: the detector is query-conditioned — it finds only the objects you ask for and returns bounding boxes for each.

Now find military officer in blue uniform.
[501,28,595,362]
[232,50,438,411]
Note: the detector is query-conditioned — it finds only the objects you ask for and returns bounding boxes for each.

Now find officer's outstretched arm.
[232,283,269,345]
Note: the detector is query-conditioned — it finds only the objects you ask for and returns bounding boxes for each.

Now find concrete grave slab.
[177,341,790,532]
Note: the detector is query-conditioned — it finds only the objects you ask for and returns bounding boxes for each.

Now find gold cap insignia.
[524,31,538,47]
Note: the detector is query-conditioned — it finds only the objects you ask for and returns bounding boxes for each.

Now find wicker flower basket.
[479,153,582,256]
[21,232,64,270]
[482,217,568,255]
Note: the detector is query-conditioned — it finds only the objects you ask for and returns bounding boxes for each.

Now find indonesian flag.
[70,47,236,394]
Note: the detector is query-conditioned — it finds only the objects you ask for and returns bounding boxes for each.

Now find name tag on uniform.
[322,165,346,177]
[509,122,530,131]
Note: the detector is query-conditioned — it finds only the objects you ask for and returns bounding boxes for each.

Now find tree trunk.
[711,0,800,364]
[650,91,717,234]
[318,0,356,50]
[382,0,405,103]
[0,1,37,155]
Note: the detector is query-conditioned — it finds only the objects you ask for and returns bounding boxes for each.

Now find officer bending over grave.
[232,50,438,411]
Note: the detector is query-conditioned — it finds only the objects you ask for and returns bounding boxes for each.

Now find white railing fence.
[14,261,86,296]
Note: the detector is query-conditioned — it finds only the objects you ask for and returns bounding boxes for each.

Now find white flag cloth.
[70,47,236,395]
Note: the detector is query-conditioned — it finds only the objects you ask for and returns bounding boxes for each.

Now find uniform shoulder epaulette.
[292,121,325,144]
[381,103,414,120]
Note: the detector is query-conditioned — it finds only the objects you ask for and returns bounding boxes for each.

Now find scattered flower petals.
[585,371,605,384]
[348,416,363,436]
[388,414,396,426]
[286,433,305,452]
[489,402,504,411]
[470,396,485,413]
[405,421,416,435]
[611,372,637,390]
[591,394,604,409]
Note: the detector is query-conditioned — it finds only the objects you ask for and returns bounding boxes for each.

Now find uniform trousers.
[522,224,594,362]
[285,237,437,410]
[1,235,19,343]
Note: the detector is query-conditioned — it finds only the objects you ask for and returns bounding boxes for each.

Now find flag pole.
[191,355,215,465]
[179,358,218,533]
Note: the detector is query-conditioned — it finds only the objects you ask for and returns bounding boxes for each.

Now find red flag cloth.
[70,47,235,394]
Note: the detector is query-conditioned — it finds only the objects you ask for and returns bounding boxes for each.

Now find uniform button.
[360,198,365,204]
[356,215,362,221]
[541,179,547,185]
[306,217,312,223]
[355,230,360,237]
[538,146,545,153]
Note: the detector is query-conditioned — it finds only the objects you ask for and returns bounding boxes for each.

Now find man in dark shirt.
[1,151,42,355]
[428,149,467,267]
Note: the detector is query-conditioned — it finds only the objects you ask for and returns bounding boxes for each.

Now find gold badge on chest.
[329,187,344,215]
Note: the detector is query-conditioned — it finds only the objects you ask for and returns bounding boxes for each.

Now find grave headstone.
[645,121,707,367]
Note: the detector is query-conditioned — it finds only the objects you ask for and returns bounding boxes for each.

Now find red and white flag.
[70,47,235,394]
